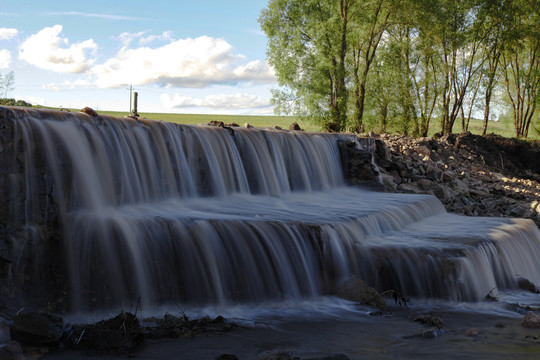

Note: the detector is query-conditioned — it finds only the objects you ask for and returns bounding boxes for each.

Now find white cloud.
[139,31,175,45]
[19,25,97,73]
[116,31,147,46]
[0,49,11,68]
[16,94,45,105]
[43,83,60,91]
[0,27,18,40]
[161,93,271,110]
[47,12,139,21]
[91,35,276,88]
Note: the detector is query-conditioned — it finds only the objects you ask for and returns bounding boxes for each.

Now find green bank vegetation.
[56,108,537,140]
[259,0,540,139]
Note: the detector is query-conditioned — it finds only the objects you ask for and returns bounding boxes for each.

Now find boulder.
[79,107,98,116]
[0,341,24,360]
[216,354,239,360]
[521,312,540,328]
[336,278,386,309]
[289,122,302,131]
[208,121,225,127]
[12,312,63,346]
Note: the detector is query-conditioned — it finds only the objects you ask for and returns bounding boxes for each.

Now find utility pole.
[129,84,133,113]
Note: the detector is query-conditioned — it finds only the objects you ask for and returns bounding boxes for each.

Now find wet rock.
[12,312,63,346]
[0,317,10,343]
[208,121,225,127]
[403,328,444,339]
[257,350,298,360]
[414,315,443,329]
[336,277,386,309]
[0,341,24,360]
[79,107,98,116]
[338,140,379,186]
[518,277,540,293]
[521,312,540,328]
[289,122,302,131]
[216,354,239,360]
[78,311,143,354]
[305,355,351,360]
[465,328,479,336]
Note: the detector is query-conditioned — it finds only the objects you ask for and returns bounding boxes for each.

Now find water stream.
[4,106,540,317]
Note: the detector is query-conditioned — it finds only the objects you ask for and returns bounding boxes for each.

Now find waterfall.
[2,106,540,312]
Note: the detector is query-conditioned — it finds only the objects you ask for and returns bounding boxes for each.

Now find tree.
[259,0,353,132]
[349,0,391,132]
[500,0,540,138]
[0,71,15,99]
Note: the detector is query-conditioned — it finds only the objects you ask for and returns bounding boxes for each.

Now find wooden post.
[132,92,139,117]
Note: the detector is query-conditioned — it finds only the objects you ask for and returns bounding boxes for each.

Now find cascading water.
[2,106,540,313]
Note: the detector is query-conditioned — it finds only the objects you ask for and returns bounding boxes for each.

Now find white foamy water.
[6,107,540,315]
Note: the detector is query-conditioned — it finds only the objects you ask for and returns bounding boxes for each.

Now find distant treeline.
[0,98,33,107]
[260,0,539,138]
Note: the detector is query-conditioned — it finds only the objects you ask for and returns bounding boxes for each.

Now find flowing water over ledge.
[1,106,540,322]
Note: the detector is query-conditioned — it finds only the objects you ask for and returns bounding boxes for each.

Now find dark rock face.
[12,312,63,346]
[0,107,66,314]
[337,139,381,189]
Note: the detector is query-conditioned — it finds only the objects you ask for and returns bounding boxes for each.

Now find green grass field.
[45,106,539,141]
[84,109,323,132]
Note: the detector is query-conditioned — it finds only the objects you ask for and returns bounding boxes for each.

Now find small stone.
[289,122,302,131]
[521,312,540,328]
[79,107,98,116]
[465,328,479,336]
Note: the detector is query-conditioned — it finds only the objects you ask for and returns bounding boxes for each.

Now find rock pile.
[370,132,540,227]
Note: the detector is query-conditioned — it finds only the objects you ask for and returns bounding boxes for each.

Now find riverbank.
[33,298,540,360]
[368,132,540,228]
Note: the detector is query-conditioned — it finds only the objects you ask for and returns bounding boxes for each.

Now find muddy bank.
[32,303,540,360]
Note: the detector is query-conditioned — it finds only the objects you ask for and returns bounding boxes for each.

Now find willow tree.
[500,0,540,138]
[349,0,391,132]
[260,0,354,132]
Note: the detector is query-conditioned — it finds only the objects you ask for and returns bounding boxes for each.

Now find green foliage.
[260,0,540,138]
[0,98,32,107]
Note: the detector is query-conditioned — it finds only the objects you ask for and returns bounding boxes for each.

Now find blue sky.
[0,0,277,114]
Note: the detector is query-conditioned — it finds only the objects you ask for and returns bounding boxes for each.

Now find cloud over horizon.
[0,27,18,40]
[0,49,11,68]
[19,25,97,73]
[161,93,271,110]
[91,35,275,88]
